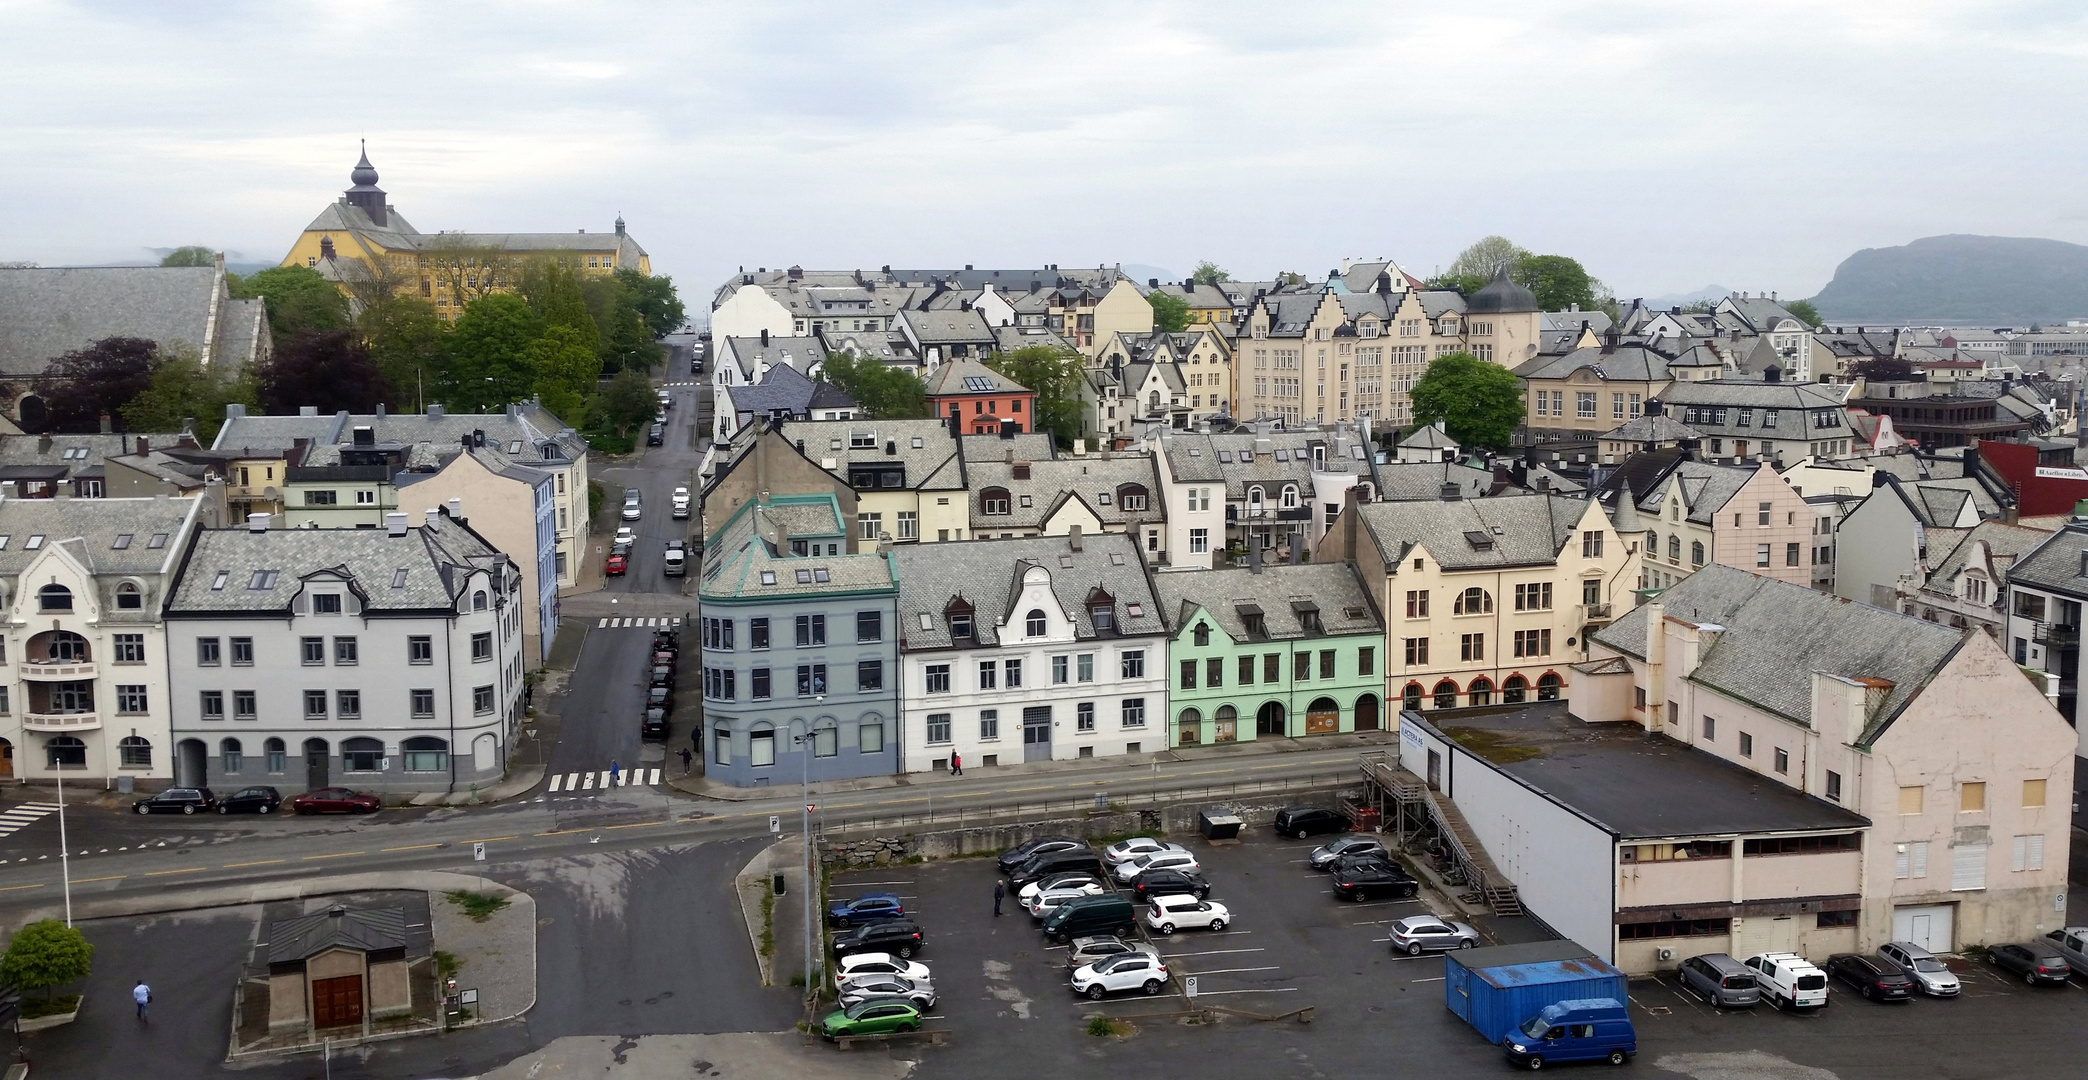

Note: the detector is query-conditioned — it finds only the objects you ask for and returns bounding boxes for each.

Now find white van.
[1743,952,1828,1010]
[663,540,687,577]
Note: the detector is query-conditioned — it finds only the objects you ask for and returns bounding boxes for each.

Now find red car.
[606,552,628,576]
[290,787,381,815]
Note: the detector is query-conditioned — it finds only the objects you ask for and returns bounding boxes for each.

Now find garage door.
[1892,904,1955,953]
[1731,915,1799,959]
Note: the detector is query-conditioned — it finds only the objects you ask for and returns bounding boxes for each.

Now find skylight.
[760,571,777,585]
[796,569,812,583]
[210,570,229,590]
[112,534,132,550]
[1109,553,1126,566]
[392,569,409,589]
[248,569,279,590]
[813,568,831,583]
[147,533,168,549]
[24,535,43,550]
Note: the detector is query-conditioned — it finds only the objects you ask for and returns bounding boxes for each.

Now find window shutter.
[2012,835,2027,873]
[1951,842,1987,892]
[2028,834,2045,872]
[1898,785,1924,815]
[1911,841,1928,879]
[1894,847,1910,879]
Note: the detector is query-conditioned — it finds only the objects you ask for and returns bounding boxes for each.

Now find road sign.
[807,803,817,812]
[472,842,486,862]
[769,815,781,833]
[460,988,479,1005]
[1185,976,1199,998]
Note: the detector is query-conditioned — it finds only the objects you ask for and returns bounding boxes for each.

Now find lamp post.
[56,767,71,927]
[798,692,823,998]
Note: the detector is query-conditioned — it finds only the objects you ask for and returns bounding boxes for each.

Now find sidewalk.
[733,835,814,989]
[407,764,546,807]
[669,727,1401,802]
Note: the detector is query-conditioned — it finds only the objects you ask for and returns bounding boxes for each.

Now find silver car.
[837,976,935,1010]
[1065,934,1159,970]
[1386,914,1479,955]
[1309,835,1388,870]
[1878,940,1961,997]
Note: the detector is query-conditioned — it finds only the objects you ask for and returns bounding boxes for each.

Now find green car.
[820,997,923,1038]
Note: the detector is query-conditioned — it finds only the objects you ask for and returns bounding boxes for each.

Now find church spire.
[343,140,389,227]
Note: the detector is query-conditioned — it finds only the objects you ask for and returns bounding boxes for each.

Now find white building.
[891,530,1167,771]
[165,509,525,795]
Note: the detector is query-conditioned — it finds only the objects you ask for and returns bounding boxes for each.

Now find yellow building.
[281,145,650,318]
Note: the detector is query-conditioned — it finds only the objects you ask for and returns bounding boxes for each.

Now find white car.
[836,952,930,986]
[1028,884,1104,919]
[1114,849,1200,883]
[1144,894,1229,934]
[1102,837,1177,867]
[1744,952,1828,1010]
[836,974,935,1010]
[671,486,691,520]
[1070,951,1170,1000]
[613,525,636,546]
[1018,872,1102,904]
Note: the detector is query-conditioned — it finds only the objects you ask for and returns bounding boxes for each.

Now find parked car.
[614,525,636,546]
[1113,849,1199,883]
[622,500,642,522]
[216,786,283,815]
[1331,860,1418,901]
[133,787,215,815]
[836,953,929,986]
[1742,952,1828,1009]
[2041,927,2088,975]
[1877,940,1960,997]
[656,391,673,411]
[1041,895,1136,943]
[651,629,678,654]
[671,487,691,519]
[1010,849,1105,892]
[641,707,668,740]
[646,424,664,447]
[1129,868,1211,902]
[1502,999,1635,1070]
[1028,885,1104,919]
[1308,834,1387,870]
[818,998,920,1039]
[1065,935,1159,970]
[1988,942,2071,985]
[1386,914,1479,955]
[1273,806,1349,839]
[998,836,1083,876]
[649,664,675,689]
[836,974,936,1010]
[1102,837,1177,867]
[646,686,674,714]
[663,539,687,577]
[289,788,380,815]
[1675,953,1760,1008]
[832,919,924,958]
[1016,872,1103,904]
[604,551,628,576]
[1145,894,1230,935]
[827,893,906,928]
[1070,951,1170,1000]
[1823,953,1914,1001]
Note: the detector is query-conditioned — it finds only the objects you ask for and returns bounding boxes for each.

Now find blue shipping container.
[1444,941,1627,1044]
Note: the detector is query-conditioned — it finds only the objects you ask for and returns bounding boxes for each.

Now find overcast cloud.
[3,0,2084,302]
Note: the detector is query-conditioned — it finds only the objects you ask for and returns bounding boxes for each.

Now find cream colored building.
[1093,328,1234,425]
[1601,456,1815,591]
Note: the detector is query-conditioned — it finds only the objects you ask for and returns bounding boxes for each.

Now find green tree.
[120,350,256,443]
[525,324,604,423]
[583,369,660,452]
[1447,235,1529,281]
[1408,351,1525,450]
[361,296,448,411]
[442,294,544,412]
[1190,261,1229,286]
[1785,298,1823,327]
[0,919,93,1006]
[159,246,216,267]
[30,336,159,433]
[1515,254,1598,312]
[230,265,351,341]
[255,330,392,415]
[614,266,686,338]
[986,345,1084,446]
[1148,289,1192,333]
[1273,271,1307,288]
[820,351,928,419]
[517,258,599,343]
[583,275,661,373]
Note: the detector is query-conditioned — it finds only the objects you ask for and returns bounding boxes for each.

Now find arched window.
[1452,587,1493,615]
[980,487,1012,515]
[45,735,85,769]
[473,590,488,611]
[1177,707,1202,746]
[1668,535,1681,561]
[1468,677,1493,707]
[1247,486,1264,510]
[342,737,384,772]
[1691,541,1705,567]
[1403,683,1425,712]
[39,631,88,662]
[221,738,243,773]
[1192,622,1210,647]
[265,737,286,773]
[117,735,152,768]
[1116,484,1149,511]
[1213,704,1238,742]
[1645,530,1658,555]
[750,722,776,767]
[813,722,838,758]
[1026,609,1048,637]
[116,582,143,610]
[1432,680,1459,710]
[37,584,72,612]
[1536,672,1563,700]
[402,736,449,772]
[1280,485,1299,509]
[1502,675,1529,704]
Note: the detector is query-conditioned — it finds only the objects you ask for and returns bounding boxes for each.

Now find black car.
[649,664,675,689]
[998,836,1082,876]
[1332,859,1418,901]
[133,787,216,815]
[1130,868,1211,902]
[1823,953,1914,1001]
[216,786,282,815]
[1273,806,1349,839]
[642,707,669,740]
[1011,850,1105,892]
[1988,942,2072,985]
[832,919,925,959]
[646,424,665,446]
[647,686,674,713]
[652,629,679,653]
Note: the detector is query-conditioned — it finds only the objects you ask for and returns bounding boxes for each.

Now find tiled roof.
[1153,563,1380,642]
[700,495,896,602]
[1601,414,1701,444]
[2004,519,2088,596]
[966,456,1162,530]
[892,531,1162,650]
[0,266,260,379]
[168,513,513,614]
[0,495,200,579]
[1373,461,1497,501]
[1518,343,1674,383]
[779,418,966,491]
[1924,519,2053,594]
[903,309,997,345]
[922,356,1027,396]
[1353,493,1587,572]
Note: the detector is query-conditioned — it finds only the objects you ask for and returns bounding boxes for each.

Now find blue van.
[1501,998,1634,1070]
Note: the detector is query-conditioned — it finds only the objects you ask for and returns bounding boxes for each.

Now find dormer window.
[1236,602,1267,640]
[116,582,142,610]
[1026,609,1048,637]
[1280,485,1299,509]
[1292,600,1323,635]
[850,430,876,449]
[1193,623,1210,647]
[1117,484,1149,511]
[1087,586,1117,636]
[946,598,975,639]
[981,487,1012,515]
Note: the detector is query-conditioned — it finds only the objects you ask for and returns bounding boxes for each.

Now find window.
[897,511,918,540]
[1577,392,1596,418]
[1774,747,1790,774]
[473,684,495,714]
[1005,658,1022,687]
[44,735,85,769]
[1090,604,1114,635]
[221,738,243,773]
[1122,698,1146,728]
[978,659,997,690]
[1295,651,1312,680]
[981,487,1011,515]
[1433,680,1458,709]
[859,721,884,754]
[403,737,448,772]
[1404,637,1429,665]
[1077,653,1093,682]
[925,664,951,694]
[746,618,770,650]
[411,688,436,717]
[1023,608,1049,638]
[949,608,974,638]
[751,667,771,699]
[108,633,143,663]
[1691,541,1705,567]
[1785,543,1800,567]
[1825,770,1842,802]
[2011,834,2047,872]
[703,617,736,650]
[117,735,152,768]
[1264,653,1280,682]
[2024,778,2047,807]
[1582,579,1600,605]
[265,738,286,773]
[857,610,883,643]
[1898,785,1924,815]
[796,664,828,696]
[1460,633,1483,661]
[301,637,324,665]
[1512,629,1551,657]
[857,659,883,692]
[343,738,384,772]
[200,690,224,720]
[1739,732,1754,757]
[1667,535,1680,562]
[1053,655,1069,684]
[37,584,70,612]
[329,636,357,665]
[1894,840,1930,879]
[409,636,433,663]
[859,513,883,540]
[198,637,221,665]
[1358,646,1374,676]
[795,614,826,647]
[337,690,361,718]
[1581,531,1603,558]
[1452,588,1491,615]
[926,713,952,744]
[1702,715,1716,741]
[1121,650,1145,678]
[1207,656,1224,686]
[1618,919,1731,940]
[1514,583,1552,611]
[1190,528,1209,554]
[1756,544,1771,567]
[312,593,342,615]
[116,582,142,609]
[115,684,146,714]
[1743,834,1860,855]
[714,725,731,766]
[1238,654,1256,684]
[1960,781,1986,812]
[470,632,491,662]
[1319,650,1335,678]
[1077,702,1096,731]
[304,689,328,719]
[233,690,256,720]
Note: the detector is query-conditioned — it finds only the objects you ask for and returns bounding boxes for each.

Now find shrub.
[0,920,93,1004]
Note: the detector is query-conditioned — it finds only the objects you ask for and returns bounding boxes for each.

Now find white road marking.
[647,768,661,785]
[1192,988,1299,996]
[1162,948,1265,959]
[597,618,609,628]
[1411,977,1445,983]
[548,775,564,793]
[1184,966,1280,976]
[582,773,596,790]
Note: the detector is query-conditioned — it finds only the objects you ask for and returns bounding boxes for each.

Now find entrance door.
[1304,697,1340,735]
[1022,707,1052,762]
[1892,904,1955,953]
[311,974,364,1029]
[1426,749,1442,790]
[176,739,207,789]
[1256,701,1286,737]
[304,738,330,790]
[1354,695,1379,732]
[0,738,12,778]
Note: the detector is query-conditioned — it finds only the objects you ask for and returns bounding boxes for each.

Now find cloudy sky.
[4,1,2083,305]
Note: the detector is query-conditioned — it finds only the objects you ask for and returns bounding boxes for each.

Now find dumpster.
[1444,940,1626,1044]
[1197,807,1243,841]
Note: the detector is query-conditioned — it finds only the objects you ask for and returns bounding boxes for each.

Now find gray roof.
[305,195,647,264]
[959,432,1056,463]
[966,455,1162,530]
[1923,519,2052,596]
[1600,413,1701,444]
[720,336,826,381]
[892,531,1163,651]
[265,905,417,964]
[0,266,266,379]
[1644,461,1757,525]
[903,309,998,345]
[2005,520,2088,597]
[721,364,828,418]
[1399,422,1457,449]
[1160,429,1375,501]
[1518,343,1673,383]
[0,434,185,476]
[1373,461,1498,501]
[1539,310,1613,334]
[700,495,895,602]
[214,406,585,463]
[1153,563,1380,642]
[1661,379,1848,410]
[1593,563,1962,744]
[780,418,966,491]
[922,355,1026,396]
[1354,493,1588,571]
[0,495,200,586]
[168,514,513,615]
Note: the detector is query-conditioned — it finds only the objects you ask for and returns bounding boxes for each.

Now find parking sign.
[1185,976,1198,998]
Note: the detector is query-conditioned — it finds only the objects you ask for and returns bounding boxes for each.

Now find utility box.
[1197,808,1243,842]
[1444,940,1626,1044]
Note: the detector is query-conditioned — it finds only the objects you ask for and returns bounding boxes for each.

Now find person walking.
[133,980,150,1021]
[993,879,1005,917]
[610,759,621,787]
[951,752,962,777]
[679,747,694,773]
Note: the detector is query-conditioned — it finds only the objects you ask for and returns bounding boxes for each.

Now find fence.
[816,772,1360,840]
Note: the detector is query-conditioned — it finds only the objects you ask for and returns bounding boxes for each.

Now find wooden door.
[312,974,364,1029]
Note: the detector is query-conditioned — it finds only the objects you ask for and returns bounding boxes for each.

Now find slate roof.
[168,513,514,615]
[1539,311,1614,335]
[305,196,647,264]
[902,309,997,345]
[1353,494,1589,572]
[1593,563,1962,743]
[782,418,966,490]
[0,266,266,379]
[1157,428,1376,501]
[0,434,185,476]
[1923,519,2052,595]
[959,432,1056,463]
[966,455,1162,530]
[700,495,896,602]
[1153,563,1380,642]
[2003,519,2088,596]
[992,325,1073,354]
[720,335,826,382]
[1600,414,1701,444]
[922,356,1027,397]
[1374,461,1498,501]
[721,364,827,418]
[892,531,1162,651]
[0,495,201,583]
[265,905,419,965]
[1518,343,1674,383]
[1399,422,1457,449]
[213,406,587,462]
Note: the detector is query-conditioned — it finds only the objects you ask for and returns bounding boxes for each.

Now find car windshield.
[1912,958,1948,973]
[1520,1015,1551,1039]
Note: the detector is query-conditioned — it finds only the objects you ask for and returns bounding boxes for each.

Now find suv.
[1331,859,1418,901]
[1011,849,1104,892]
[1144,895,1230,935]
[999,836,1084,876]
[1675,953,1759,1008]
[2041,926,2088,976]
[827,893,905,928]
[832,919,924,959]
[1070,951,1170,1000]
[1113,849,1199,883]
[1877,940,1959,997]
[1273,806,1349,839]
[663,540,687,577]
[1309,835,1387,870]
[133,787,216,815]
[1130,868,1211,902]
[1824,953,1915,1001]
[646,423,665,446]
[1743,952,1828,1010]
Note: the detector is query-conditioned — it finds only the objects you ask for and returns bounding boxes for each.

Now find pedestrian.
[679,747,693,773]
[951,752,962,777]
[993,879,1005,917]
[133,980,150,1021]
[610,759,621,786]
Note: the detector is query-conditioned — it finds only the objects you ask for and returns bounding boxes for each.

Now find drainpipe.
[445,592,460,797]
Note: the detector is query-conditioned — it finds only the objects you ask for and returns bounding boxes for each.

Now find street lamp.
[796,692,824,998]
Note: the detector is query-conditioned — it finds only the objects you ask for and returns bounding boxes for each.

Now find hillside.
[1810,234,2088,325]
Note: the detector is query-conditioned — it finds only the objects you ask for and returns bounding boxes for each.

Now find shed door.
[1892,904,1955,953]
[312,974,364,1029]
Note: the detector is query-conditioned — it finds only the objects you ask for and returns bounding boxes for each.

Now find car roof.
[1883,940,1935,955]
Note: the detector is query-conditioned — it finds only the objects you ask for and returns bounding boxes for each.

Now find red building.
[922,356,1035,435]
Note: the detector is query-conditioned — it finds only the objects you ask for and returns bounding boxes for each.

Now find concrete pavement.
[466,1033,911,1080]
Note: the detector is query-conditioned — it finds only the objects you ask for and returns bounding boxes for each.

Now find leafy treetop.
[159,247,216,268]
[231,265,351,342]
[1148,289,1192,333]
[1190,261,1229,286]
[1784,298,1823,328]
[0,919,93,1001]
[1408,351,1525,450]
[986,345,1084,447]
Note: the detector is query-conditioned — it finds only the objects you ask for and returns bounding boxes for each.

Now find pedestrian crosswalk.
[596,616,682,629]
[548,768,663,793]
[0,803,59,838]
[661,380,701,388]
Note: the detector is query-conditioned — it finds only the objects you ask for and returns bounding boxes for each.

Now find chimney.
[425,507,442,530]
[226,403,246,419]
[136,436,149,455]
[374,403,385,418]
[1645,398,1664,417]
[1068,523,1083,551]
[506,402,521,419]
[300,406,318,417]
[353,426,375,447]
[246,513,269,533]
[37,434,51,454]
[1764,365,1782,383]
[1248,532,1263,574]
[761,329,771,347]
[98,415,111,434]
[1148,278,1159,288]
[427,404,444,418]
[1439,481,1462,501]
[447,496,462,520]
[472,429,486,448]
[385,512,409,537]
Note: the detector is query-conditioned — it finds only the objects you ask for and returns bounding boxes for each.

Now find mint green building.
[1154,563,1386,747]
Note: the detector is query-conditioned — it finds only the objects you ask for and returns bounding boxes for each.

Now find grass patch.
[759,889,777,960]
[21,994,80,1020]
[432,950,462,980]
[444,890,512,923]
[1086,1016,1132,1038]
[1440,726,1542,765]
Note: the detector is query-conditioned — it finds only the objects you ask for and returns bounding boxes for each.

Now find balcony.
[19,660,95,681]
[1582,603,1614,623]
[23,712,99,732]
[2034,623,2079,648]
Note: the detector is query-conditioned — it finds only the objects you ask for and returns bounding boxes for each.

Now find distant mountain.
[1121,263,1179,286]
[1810,234,2088,325]
[1637,284,1733,309]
